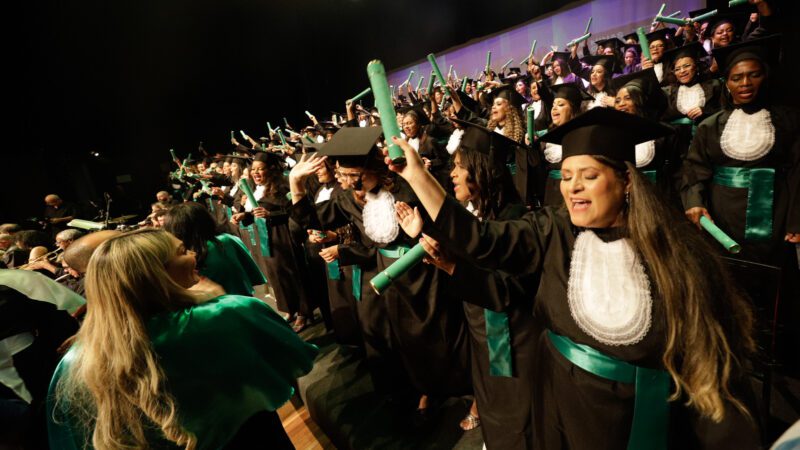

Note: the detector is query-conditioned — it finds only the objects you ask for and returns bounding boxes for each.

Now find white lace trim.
[408,137,420,152]
[315,186,333,204]
[446,129,464,155]
[635,140,656,168]
[544,143,562,164]
[588,92,607,110]
[654,62,663,82]
[567,231,653,346]
[720,109,775,161]
[362,190,399,244]
[676,84,706,115]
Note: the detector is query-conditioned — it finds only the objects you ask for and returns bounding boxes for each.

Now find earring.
[625,191,630,205]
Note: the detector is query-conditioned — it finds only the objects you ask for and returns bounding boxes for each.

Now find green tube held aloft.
[350,87,372,103]
[485,51,492,73]
[526,107,535,143]
[461,77,468,91]
[655,15,688,26]
[667,10,682,18]
[366,60,404,163]
[656,3,666,18]
[637,27,651,60]
[238,179,258,209]
[406,70,415,85]
[427,53,450,99]
[416,76,425,92]
[369,243,428,295]
[267,122,274,134]
[500,58,514,71]
[170,148,178,162]
[690,9,718,22]
[567,32,592,47]
[700,216,741,254]
[728,0,748,6]
[276,128,288,147]
[426,70,435,93]
[447,64,453,79]
[584,17,593,34]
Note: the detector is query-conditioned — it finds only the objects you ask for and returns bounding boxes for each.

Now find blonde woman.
[48,228,317,449]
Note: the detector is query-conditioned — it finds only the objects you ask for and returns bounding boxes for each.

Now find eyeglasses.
[649,43,665,50]
[336,170,362,180]
[672,63,695,73]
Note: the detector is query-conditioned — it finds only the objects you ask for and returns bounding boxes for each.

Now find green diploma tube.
[567,32,592,47]
[485,51,492,73]
[369,243,428,295]
[447,64,453,80]
[405,70,415,86]
[170,148,178,162]
[238,179,258,209]
[656,15,688,25]
[350,87,372,103]
[366,60,404,163]
[584,17,593,34]
[526,107,535,142]
[230,130,234,140]
[416,76,425,92]
[637,27,651,60]
[728,0,748,6]
[690,9,718,22]
[700,217,741,254]
[656,3,666,18]
[461,77,468,91]
[276,128,288,147]
[500,58,514,71]
[427,53,451,99]
[520,39,537,65]
[267,122,274,134]
[426,70,435,93]
[667,10,682,18]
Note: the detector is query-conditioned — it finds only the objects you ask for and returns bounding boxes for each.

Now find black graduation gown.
[680,105,800,265]
[293,182,471,397]
[446,202,541,449]
[661,79,722,160]
[242,183,312,316]
[424,197,760,450]
[636,130,684,208]
[539,141,564,208]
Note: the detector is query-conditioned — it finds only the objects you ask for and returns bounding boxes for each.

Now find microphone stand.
[103,194,112,229]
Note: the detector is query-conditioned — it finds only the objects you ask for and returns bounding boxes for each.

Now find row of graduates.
[165,30,797,450]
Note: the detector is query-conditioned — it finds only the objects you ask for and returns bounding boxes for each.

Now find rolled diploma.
[526,107,535,142]
[728,0,748,6]
[366,60,404,162]
[485,51,492,73]
[584,17,593,34]
[369,243,428,295]
[637,27,651,60]
[567,33,592,47]
[416,76,425,92]
[500,58,514,71]
[350,87,372,102]
[655,15,688,26]
[427,53,451,99]
[426,70,435,93]
[690,9,718,22]
[700,216,741,254]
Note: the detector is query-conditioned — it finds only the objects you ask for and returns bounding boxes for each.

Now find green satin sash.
[326,260,341,280]
[641,170,657,184]
[352,265,362,302]
[484,310,513,377]
[547,330,669,450]
[240,221,257,247]
[507,162,517,176]
[206,198,215,212]
[254,217,272,257]
[224,206,233,220]
[548,170,562,180]
[378,244,411,259]
[670,117,697,137]
[712,166,775,240]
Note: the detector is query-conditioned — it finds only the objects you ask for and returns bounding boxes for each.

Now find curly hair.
[487,100,525,143]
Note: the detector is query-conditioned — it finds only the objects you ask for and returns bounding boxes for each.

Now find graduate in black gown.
[397,120,540,448]
[388,108,760,450]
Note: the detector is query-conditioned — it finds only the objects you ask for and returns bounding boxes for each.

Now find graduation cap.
[319,126,384,170]
[451,118,526,165]
[594,37,625,52]
[645,28,676,46]
[500,67,524,82]
[489,84,527,109]
[661,42,708,71]
[623,31,639,43]
[398,104,431,126]
[533,81,554,105]
[454,89,480,112]
[610,68,667,119]
[551,51,572,65]
[301,141,325,153]
[219,154,253,165]
[711,34,781,76]
[549,82,593,108]
[580,55,620,75]
[318,121,339,132]
[708,11,750,35]
[540,108,673,164]
[622,43,640,57]
[252,151,285,168]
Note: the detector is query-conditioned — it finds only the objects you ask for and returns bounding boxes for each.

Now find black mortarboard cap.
[319,126,384,169]
[540,108,673,164]
[451,118,527,166]
[252,151,285,168]
[580,55,620,74]
[398,104,431,126]
[645,28,676,46]
[551,51,572,65]
[711,34,781,76]
[534,81,554,105]
[661,42,708,71]
[490,84,527,109]
[595,37,625,52]
[455,89,479,112]
[709,11,750,35]
[623,31,639,43]
[610,68,667,119]
[549,82,593,108]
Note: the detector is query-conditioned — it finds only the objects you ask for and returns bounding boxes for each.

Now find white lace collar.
[446,129,464,155]
[543,142,562,164]
[568,231,652,346]
[408,137,420,151]
[720,108,775,161]
[654,62,663,82]
[676,83,706,115]
[635,140,656,168]
[315,186,334,204]
[362,190,399,244]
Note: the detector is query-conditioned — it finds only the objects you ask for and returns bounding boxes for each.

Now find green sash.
[206,198,216,213]
[670,117,697,137]
[224,206,233,220]
[484,310,513,377]
[548,170,562,180]
[326,260,341,280]
[507,162,517,176]
[254,217,272,257]
[378,244,411,259]
[239,221,257,247]
[712,166,775,240]
[547,330,670,450]
[352,265,362,301]
[641,170,657,184]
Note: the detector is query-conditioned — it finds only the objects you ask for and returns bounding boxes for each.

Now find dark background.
[6,0,797,225]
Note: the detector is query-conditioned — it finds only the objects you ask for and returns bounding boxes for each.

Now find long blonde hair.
[56,229,197,449]
[487,100,525,143]
[614,159,756,422]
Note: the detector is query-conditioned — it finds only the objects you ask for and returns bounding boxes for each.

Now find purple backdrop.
[388,0,704,88]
